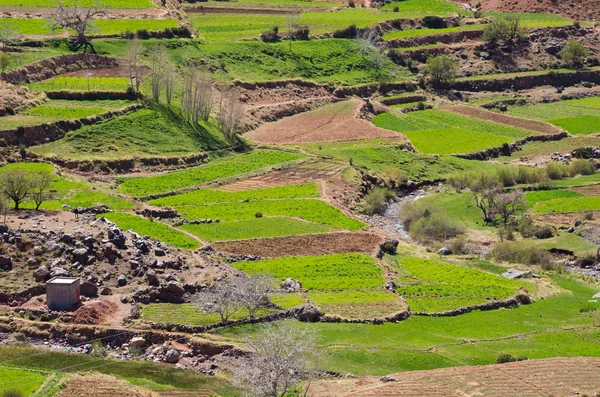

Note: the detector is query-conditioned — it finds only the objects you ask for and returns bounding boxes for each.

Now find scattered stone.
[146,270,159,286]
[502,268,532,280]
[293,304,322,322]
[165,349,180,364]
[34,266,50,282]
[129,337,145,351]
[280,278,302,293]
[80,281,98,297]
[166,281,185,294]
[117,275,127,287]
[0,255,12,271]
[72,248,89,265]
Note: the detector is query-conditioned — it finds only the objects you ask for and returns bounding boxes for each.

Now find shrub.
[333,24,358,39]
[450,236,467,254]
[261,26,280,43]
[425,55,458,86]
[3,391,25,397]
[483,16,523,43]
[447,173,471,192]
[359,187,395,215]
[561,40,589,68]
[0,52,9,73]
[496,353,527,364]
[399,201,432,230]
[514,166,546,185]
[569,159,596,176]
[489,242,553,266]
[392,5,399,12]
[545,162,570,180]
[410,212,464,243]
[348,0,355,7]
[422,16,447,29]
[497,168,516,187]
[583,212,594,221]
[381,164,403,185]
[255,212,263,218]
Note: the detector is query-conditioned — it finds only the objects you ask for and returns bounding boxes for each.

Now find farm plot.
[100,212,200,249]
[0,366,47,396]
[383,24,484,40]
[118,150,305,197]
[245,100,402,144]
[175,199,366,231]
[372,110,532,154]
[390,256,531,313]
[380,0,463,15]
[179,217,336,242]
[32,107,229,161]
[0,18,178,36]
[524,189,584,209]
[27,77,130,92]
[212,232,383,257]
[531,197,600,215]
[233,254,403,319]
[139,303,278,326]
[0,0,154,7]
[0,162,88,199]
[505,97,600,135]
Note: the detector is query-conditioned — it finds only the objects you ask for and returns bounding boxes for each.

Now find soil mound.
[73,300,118,324]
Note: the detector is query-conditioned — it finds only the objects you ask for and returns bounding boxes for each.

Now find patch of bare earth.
[479,0,600,21]
[311,357,600,397]
[59,373,158,397]
[244,99,403,144]
[571,184,600,197]
[445,104,561,134]
[212,232,384,257]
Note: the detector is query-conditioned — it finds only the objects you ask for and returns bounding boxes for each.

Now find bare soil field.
[445,104,560,134]
[212,232,384,257]
[58,373,158,397]
[479,0,600,21]
[311,357,600,397]
[244,99,402,144]
[218,162,345,192]
[571,184,600,197]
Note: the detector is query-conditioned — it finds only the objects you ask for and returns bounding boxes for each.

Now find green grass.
[0,0,154,7]
[139,303,277,326]
[179,217,335,242]
[0,162,88,193]
[0,18,177,36]
[524,189,583,209]
[415,190,490,230]
[307,290,404,319]
[176,199,365,231]
[549,115,600,135]
[483,12,572,28]
[372,110,532,154]
[27,77,130,92]
[118,150,305,197]
[383,24,484,40]
[381,0,463,16]
[0,366,47,396]
[505,136,600,160]
[100,212,200,249]
[549,173,600,188]
[270,293,306,309]
[150,184,318,206]
[0,18,57,35]
[3,47,65,72]
[531,197,600,214]
[33,106,229,160]
[391,256,531,313]
[0,345,239,395]
[233,253,385,290]
[528,234,598,256]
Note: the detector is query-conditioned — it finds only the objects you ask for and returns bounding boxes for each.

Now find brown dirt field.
[479,0,600,21]
[445,104,561,134]
[212,232,384,257]
[311,357,600,397]
[534,212,599,227]
[73,300,118,324]
[244,99,403,144]
[571,183,600,197]
[218,162,345,192]
[58,373,158,397]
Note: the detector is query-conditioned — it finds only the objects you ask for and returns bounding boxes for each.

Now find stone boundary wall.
[0,285,46,306]
[454,70,600,92]
[413,297,520,317]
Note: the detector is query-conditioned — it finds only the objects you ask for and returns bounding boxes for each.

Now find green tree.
[0,52,9,73]
[425,55,458,86]
[561,40,589,68]
[483,16,523,43]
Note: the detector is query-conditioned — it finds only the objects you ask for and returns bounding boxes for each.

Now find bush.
[392,5,399,12]
[496,353,527,364]
[333,24,358,39]
[3,391,25,397]
[381,164,403,185]
[359,187,395,215]
[447,173,471,192]
[255,212,263,218]
[545,162,570,180]
[533,226,554,240]
[422,16,447,29]
[425,55,458,86]
[489,242,553,266]
[261,26,280,43]
[450,236,467,254]
[410,212,464,243]
[583,212,594,221]
[513,166,546,185]
[569,159,596,176]
[497,168,516,187]
[399,200,432,230]
[483,16,524,44]
[289,26,310,40]
[561,40,589,68]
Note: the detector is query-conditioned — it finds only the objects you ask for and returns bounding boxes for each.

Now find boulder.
[280,278,302,293]
[117,275,127,287]
[545,44,562,56]
[108,227,126,249]
[50,267,70,278]
[103,242,120,259]
[100,287,112,296]
[80,281,98,297]
[293,304,322,322]
[165,349,180,364]
[72,248,89,265]
[26,258,39,267]
[146,270,159,286]
[501,268,531,280]
[155,248,166,257]
[61,233,75,245]
[0,255,12,271]
[34,266,50,282]
[129,337,145,351]
[166,281,185,294]
[437,247,452,256]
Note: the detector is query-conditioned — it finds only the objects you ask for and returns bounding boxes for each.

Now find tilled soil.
[212,232,384,257]
[311,357,600,397]
[58,373,158,397]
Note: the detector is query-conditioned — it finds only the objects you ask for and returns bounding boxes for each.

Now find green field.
[33,106,229,160]
[118,150,305,197]
[531,197,600,214]
[383,24,484,40]
[0,162,87,192]
[28,77,130,92]
[524,189,583,209]
[100,212,200,249]
[176,199,365,231]
[391,256,530,313]
[505,136,600,160]
[372,110,532,154]
[381,0,462,15]
[140,303,277,326]
[0,366,47,396]
[179,217,336,242]
[150,184,319,207]
[414,190,491,230]
[0,18,178,35]
[0,0,154,7]
[307,290,404,319]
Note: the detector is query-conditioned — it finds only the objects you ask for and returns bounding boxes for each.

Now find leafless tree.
[355,29,379,60]
[0,23,22,52]
[470,173,503,223]
[181,68,213,123]
[149,44,167,101]
[0,169,32,210]
[124,38,144,93]
[194,279,243,323]
[490,189,525,226]
[217,87,243,140]
[54,0,105,53]
[163,62,177,106]
[233,322,316,397]
[30,172,54,211]
[237,275,274,318]
[286,16,298,53]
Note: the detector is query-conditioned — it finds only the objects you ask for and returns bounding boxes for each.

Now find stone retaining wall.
[454,70,600,92]
[413,297,520,317]
[0,285,46,306]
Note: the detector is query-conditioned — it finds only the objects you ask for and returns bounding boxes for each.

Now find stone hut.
[46,277,81,311]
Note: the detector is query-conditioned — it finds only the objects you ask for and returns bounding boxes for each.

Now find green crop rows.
[28,77,130,92]
[0,18,177,35]
[0,367,47,396]
[307,290,404,319]
[0,0,154,7]
[531,197,600,214]
[100,212,200,249]
[118,150,305,197]
[140,303,277,326]
[180,217,335,242]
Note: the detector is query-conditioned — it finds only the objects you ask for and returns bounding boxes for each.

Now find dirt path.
[445,104,562,135]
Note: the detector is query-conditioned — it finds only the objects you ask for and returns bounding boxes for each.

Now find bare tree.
[194,279,242,323]
[233,322,316,397]
[149,44,167,101]
[490,189,525,226]
[181,68,213,123]
[286,16,298,53]
[30,172,54,211]
[0,193,7,224]
[0,169,32,210]
[470,173,502,223]
[54,1,105,53]
[355,29,379,60]
[238,275,274,318]
[217,87,243,140]
[163,62,177,106]
[124,38,144,93]
[0,23,21,52]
